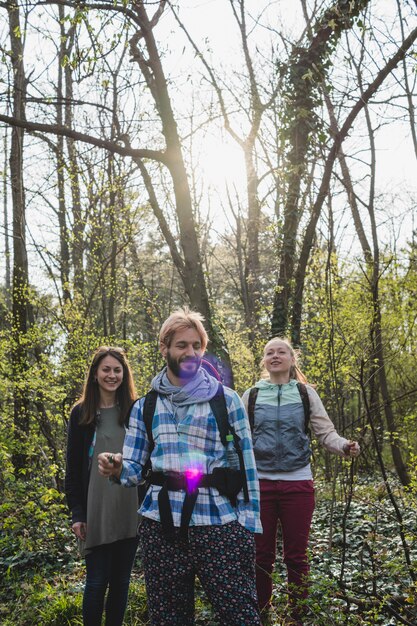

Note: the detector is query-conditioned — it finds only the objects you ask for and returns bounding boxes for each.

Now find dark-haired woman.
[242,338,360,625]
[65,346,139,626]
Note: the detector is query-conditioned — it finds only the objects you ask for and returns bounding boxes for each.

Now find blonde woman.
[242,338,360,625]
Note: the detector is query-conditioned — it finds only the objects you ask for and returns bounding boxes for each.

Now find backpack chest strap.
[149,468,244,540]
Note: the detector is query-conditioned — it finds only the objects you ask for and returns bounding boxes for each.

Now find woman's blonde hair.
[260,337,307,383]
[159,307,208,351]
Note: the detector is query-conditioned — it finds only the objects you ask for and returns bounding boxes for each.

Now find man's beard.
[166,352,202,380]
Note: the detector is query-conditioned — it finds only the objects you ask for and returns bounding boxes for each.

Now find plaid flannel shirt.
[120,386,262,533]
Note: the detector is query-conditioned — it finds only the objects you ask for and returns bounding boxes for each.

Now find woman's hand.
[98,452,123,479]
[343,440,360,458]
[72,521,87,541]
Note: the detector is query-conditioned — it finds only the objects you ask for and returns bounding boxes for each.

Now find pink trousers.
[255,479,315,612]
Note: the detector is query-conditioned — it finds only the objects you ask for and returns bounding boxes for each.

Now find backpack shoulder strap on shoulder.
[209,383,229,447]
[124,391,158,451]
[142,389,158,451]
[210,383,249,503]
[247,387,258,432]
[124,398,138,429]
[296,382,310,434]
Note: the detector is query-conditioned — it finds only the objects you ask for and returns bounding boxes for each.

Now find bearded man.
[98,307,261,626]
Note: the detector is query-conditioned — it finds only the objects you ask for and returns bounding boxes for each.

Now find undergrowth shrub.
[0,476,72,580]
[1,474,416,625]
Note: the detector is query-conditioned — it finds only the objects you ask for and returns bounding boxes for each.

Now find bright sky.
[0,0,416,283]
[161,0,305,189]
[159,0,416,250]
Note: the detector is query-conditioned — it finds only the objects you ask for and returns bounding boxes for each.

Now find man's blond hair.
[159,307,209,350]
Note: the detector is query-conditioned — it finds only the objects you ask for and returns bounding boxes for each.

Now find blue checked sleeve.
[224,388,262,534]
[119,398,151,486]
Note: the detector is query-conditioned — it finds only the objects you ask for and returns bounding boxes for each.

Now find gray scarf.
[151,366,219,422]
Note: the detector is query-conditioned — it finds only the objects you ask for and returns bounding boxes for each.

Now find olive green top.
[82,406,138,555]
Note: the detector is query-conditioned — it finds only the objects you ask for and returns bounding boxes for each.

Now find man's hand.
[98,452,123,479]
[72,521,87,541]
[343,440,360,458]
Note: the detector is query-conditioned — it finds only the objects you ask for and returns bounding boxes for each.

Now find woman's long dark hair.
[75,346,137,426]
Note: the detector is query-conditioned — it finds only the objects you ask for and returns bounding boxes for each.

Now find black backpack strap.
[125,391,158,448]
[142,389,158,451]
[247,387,258,432]
[124,398,139,429]
[209,383,229,447]
[297,382,311,434]
[210,383,249,503]
[136,390,159,504]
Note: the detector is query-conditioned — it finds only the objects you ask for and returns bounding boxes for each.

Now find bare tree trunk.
[3,129,11,301]
[129,4,206,313]
[244,148,262,343]
[63,26,84,296]
[57,4,72,304]
[106,55,126,337]
[271,122,309,337]
[105,157,117,339]
[108,194,117,337]
[234,209,253,335]
[8,0,30,471]
[106,154,118,337]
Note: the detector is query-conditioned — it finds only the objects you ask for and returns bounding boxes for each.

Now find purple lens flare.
[184,467,203,492]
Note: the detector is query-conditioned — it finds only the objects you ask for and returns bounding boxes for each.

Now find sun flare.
[199,136,245,189]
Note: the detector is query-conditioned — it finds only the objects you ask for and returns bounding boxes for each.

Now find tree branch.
[0,114,170,164]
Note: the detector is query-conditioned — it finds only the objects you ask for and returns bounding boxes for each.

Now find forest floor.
[1,474,416,625]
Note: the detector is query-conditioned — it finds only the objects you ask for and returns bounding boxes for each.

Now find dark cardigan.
[64,404,95,524]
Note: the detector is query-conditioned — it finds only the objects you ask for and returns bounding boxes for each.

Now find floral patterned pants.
[138,518,261,626]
